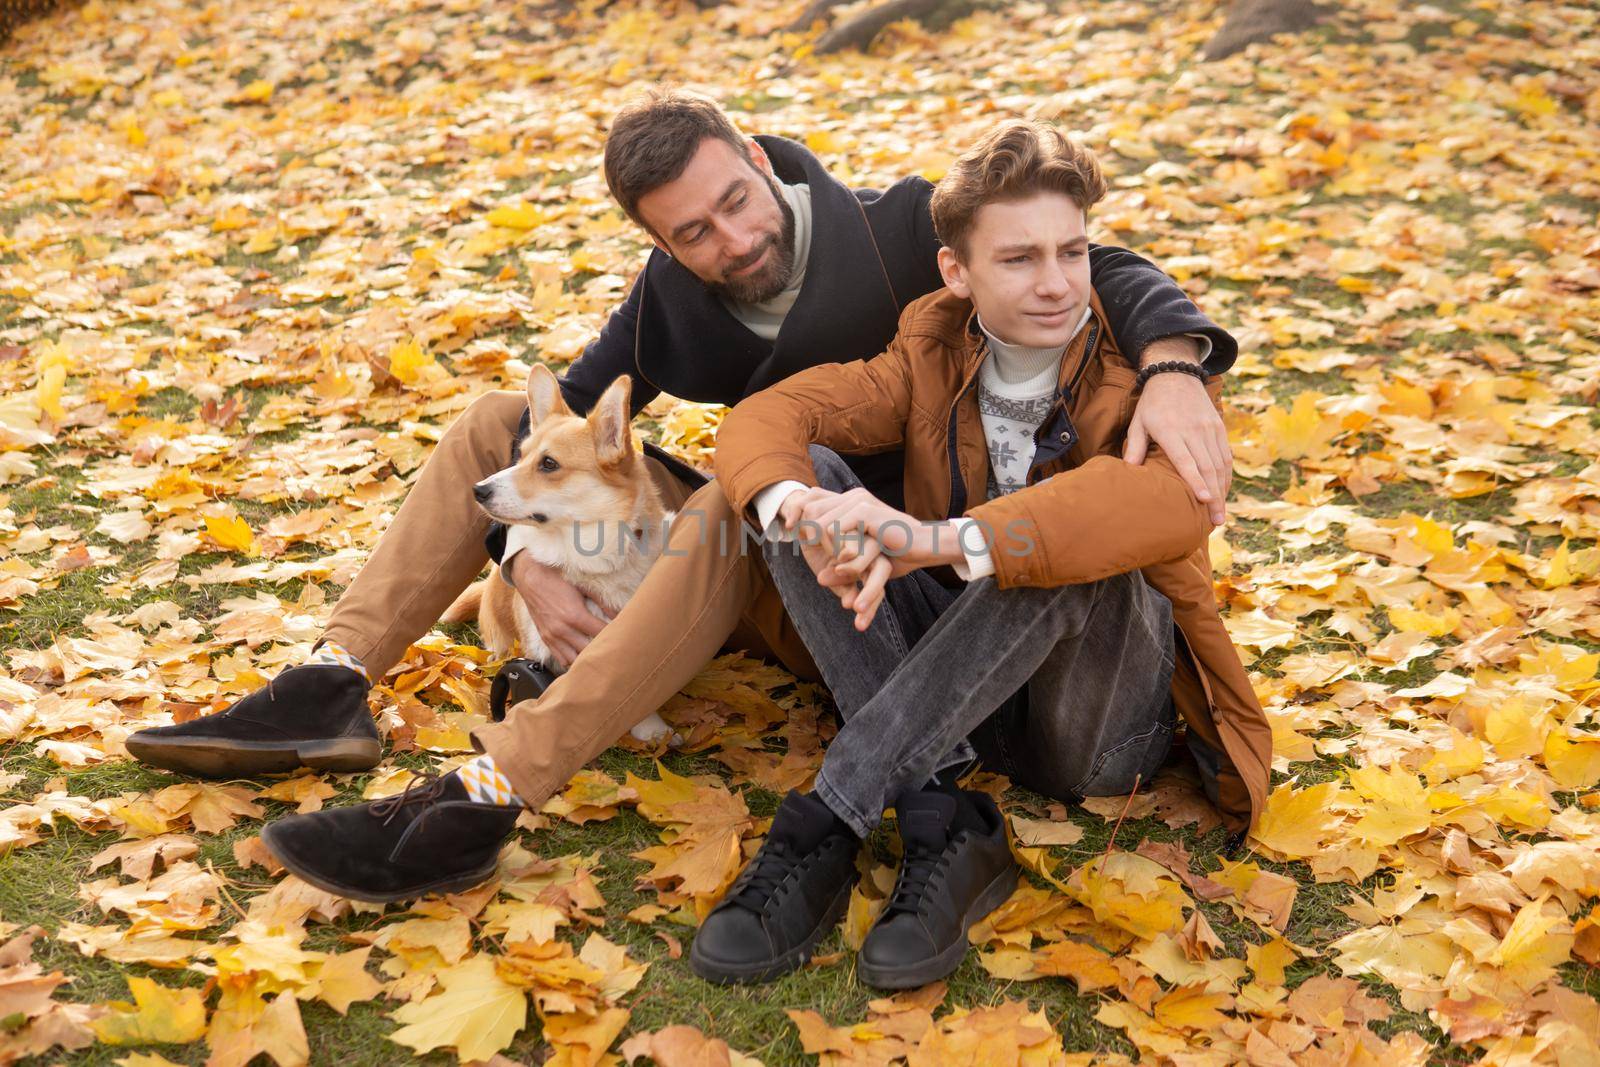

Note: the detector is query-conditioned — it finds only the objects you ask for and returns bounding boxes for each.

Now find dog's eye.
[538,455,560,473]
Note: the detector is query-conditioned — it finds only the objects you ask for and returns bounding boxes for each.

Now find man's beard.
[708,173,798,305]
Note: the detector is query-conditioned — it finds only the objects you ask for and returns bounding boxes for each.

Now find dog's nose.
[472,483,491,503]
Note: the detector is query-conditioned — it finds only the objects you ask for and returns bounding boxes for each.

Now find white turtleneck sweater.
[718,180,813,341]
[973,310,1087,502]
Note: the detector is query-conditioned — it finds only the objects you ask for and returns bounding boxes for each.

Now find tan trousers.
[322,390,817,807]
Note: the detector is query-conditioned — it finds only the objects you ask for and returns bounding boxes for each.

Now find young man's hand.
[1123,336,1232,526]
[502,552,612,669]
[828,534,900,631]
[778,486,964,631]
[777,487,868,607]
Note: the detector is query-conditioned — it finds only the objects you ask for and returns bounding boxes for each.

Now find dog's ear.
[526,363,571,425]
[590,375,634,467]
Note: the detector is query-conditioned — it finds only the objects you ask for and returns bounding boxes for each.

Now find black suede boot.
[126,664,381,778]
[260,772,521,903]
[689,791,859,984]
[857,787,1018,990]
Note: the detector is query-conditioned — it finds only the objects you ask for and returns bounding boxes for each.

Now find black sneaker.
[689,791,859,984]
[857,787,1018,989]
[126,664,381,778]
[260,772,521,903]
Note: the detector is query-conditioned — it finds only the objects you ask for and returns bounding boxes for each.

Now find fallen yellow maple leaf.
[1009,814,1086,847]
[33,340,71,420]
[1488,895,1573,991]
[543,1005,631,1067]
[1251,781,1342,858]
[387,337,438,385]
[1245,936,1304,986]
[206,986,308,1067]
[301,948,383,1016]
[1349,765,1431,847]
[387,954,527,1062]
[979,939,1122,993]
[1543,727,1600,789]
[204,514,259,557]
[620,1024,766,1067]
[1151,982,1233,1032]
[1068,852,1189,941]
[90,977,208,1045]
[1261,391,1339,461]
[486,202,549,229]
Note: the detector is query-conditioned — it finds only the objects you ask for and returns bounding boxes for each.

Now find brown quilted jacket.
[714,287,1272,833]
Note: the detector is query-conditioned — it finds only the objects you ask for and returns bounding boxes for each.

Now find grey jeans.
[764,446,1177,839]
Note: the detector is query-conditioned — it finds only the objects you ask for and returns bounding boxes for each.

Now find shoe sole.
[688,877,856,985]
[260,821,499,904]
[125,735,382,778]
[857,861,1021,990]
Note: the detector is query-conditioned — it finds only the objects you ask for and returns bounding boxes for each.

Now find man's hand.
[502,552,612,669]
[1124,338,1232,526]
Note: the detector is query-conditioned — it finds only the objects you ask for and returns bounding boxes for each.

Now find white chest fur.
[499,513,677,743]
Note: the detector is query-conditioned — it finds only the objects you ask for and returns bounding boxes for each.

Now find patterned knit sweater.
[975,308,1090,500]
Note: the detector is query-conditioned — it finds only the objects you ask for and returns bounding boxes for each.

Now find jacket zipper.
[954,315,1100,506]
[945,373,980,519]
[1024,318,1099,487]
[1067,318,1100,397]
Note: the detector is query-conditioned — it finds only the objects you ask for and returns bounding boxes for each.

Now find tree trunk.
[1201,0,1328,61]
[788,0,852,33]
[1,0,77,44]
[813,0,957,54]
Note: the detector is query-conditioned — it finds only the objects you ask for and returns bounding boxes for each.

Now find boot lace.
[370,774,448,825]
[730,841,804,913]
[885,844,945,917]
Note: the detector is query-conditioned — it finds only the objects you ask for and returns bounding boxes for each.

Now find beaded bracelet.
[1134,360,1209,390]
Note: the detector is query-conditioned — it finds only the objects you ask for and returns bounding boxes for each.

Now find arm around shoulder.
[1089,245,1237,375]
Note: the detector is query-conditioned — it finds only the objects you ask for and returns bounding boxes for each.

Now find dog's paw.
[628,712,680,747]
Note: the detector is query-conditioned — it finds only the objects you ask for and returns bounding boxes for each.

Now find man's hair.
[603,88,751,230]
[931,120,1108,259]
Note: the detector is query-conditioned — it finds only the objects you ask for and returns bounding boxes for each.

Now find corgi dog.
[443,365,677,743]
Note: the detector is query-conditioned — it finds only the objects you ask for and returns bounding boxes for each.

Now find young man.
[687,122,1271,988]
[136,93,1236,903]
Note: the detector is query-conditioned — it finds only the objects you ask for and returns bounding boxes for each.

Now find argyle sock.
[457,753,524,807]
[308,640,371,685]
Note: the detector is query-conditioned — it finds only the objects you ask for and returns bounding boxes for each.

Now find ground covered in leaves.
[2,0,1599,1063]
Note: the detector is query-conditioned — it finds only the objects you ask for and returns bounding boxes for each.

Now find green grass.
[4,754,1202,1063]
[4,0,1599,1062]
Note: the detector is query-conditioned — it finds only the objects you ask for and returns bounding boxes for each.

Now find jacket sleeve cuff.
[947,517,995,580]
[1190,332,1235,376]
[753,480,810,543]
